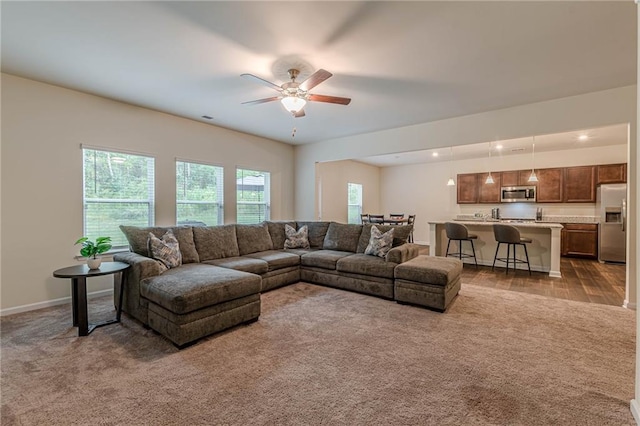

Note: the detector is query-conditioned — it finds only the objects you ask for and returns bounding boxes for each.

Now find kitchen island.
[428,220,564,277]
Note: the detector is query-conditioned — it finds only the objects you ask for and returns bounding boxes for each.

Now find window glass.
[348,183,363,224]
[83,148,155,248]
[176,161,224,226]
[237,168,270,224]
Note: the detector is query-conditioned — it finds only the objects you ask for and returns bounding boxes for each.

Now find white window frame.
[347,182,363,224]
[236,168,271,224]
[176,160,224,226]
[82,146,155,249]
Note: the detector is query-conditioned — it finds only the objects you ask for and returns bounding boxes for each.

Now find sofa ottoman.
[141,264,261,347]
[394,255,462,312]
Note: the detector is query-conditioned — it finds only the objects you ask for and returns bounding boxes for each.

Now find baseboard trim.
[623,300,637,310]
[630,399,640,423]
[0,289,113,317]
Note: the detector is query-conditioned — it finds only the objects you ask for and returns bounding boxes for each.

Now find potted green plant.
[75,236,112,269]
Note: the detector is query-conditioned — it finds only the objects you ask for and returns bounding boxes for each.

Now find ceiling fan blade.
[308,94,352,105]
[294,109,306,118]
[299,69,333,91]
[241,96,280,105]
[240,73,283,92]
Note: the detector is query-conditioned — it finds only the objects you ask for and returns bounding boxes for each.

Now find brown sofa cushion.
[394,256,462,286]
[140,263,260,314]
[322,222,362,253]
[193,225,239,261]
[120,225,200,264]
[203,257,269,275]
[296,221,330,248]
[356,224,413,253]
[336,254,398,279]
[301,250,354,270]
[236,224,274,255]
[246,250,301,271]
[264,221,297,249]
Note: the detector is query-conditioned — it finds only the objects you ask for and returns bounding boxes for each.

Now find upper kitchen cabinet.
[564,166,596,202]
[536,168,564,203]
[457,173,478,203]
[501,170,536,187]
[478,172,501,203]
[596,163,627,184]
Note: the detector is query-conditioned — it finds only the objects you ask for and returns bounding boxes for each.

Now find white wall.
[1,74,295,312]
[316,160,380,222]
[379,144,627,244]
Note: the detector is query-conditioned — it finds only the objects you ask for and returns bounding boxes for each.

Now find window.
[82,148,155,248]
[348,183,363,224]
[237,168,270,224]
[176,161,224,226]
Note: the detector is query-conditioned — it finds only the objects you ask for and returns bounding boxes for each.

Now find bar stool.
[492,224,532,275]
[444,222,478,268]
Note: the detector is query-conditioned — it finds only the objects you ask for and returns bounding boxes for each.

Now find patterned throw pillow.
[365,225,395,258]
[148,230,182,269]
[284,224,310,249]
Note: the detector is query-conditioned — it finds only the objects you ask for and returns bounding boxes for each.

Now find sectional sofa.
[114,221,461,347]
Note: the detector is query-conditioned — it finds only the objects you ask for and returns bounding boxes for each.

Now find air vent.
[201,115,213,120]
[510,147,526,153]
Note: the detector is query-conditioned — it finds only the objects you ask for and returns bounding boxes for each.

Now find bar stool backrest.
[493,224,521,244]
[445,222,470,240]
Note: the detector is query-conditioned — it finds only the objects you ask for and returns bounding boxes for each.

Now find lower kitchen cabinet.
[561,223,598,259]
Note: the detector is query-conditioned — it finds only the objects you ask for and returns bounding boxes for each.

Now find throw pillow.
[365,225,395,258]
[148,230,182,269]
[284,224,310,249]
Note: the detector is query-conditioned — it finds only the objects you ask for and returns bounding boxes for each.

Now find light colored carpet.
[1,283,635,425]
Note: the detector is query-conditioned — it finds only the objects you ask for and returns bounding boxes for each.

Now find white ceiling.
[1,2,636,145]
[355,123,629,167]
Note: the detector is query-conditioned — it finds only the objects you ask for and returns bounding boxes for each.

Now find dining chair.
[368,214,385,224]
[360,213,370,224]
[407,215,416,242]
[492,224,532,275]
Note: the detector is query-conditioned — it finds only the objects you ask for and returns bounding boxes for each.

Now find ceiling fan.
[241,68,351,118]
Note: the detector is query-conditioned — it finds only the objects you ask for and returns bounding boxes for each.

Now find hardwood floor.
[417,246,627,306]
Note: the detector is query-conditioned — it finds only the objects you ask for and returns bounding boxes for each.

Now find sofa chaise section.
[141,263,261,347]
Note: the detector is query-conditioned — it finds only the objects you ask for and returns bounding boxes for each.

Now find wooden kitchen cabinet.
[535,168,564,203]
[457,173,478,204]
[500,171,518,187]
[597,163,626,184]
[478,172,501,203]
[563,166,596,203]
[561,223,598,259]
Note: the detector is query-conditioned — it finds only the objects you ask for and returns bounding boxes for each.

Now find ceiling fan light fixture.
[280,95,306,113]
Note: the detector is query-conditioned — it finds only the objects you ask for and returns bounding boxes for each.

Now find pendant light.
[447,146,456,186]
[485,141,494,184]
[528,136,538,183]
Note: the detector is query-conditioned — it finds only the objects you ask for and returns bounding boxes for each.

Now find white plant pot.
[87,258,102,270]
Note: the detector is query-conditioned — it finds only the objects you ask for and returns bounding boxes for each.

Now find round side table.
[53,261,130,336]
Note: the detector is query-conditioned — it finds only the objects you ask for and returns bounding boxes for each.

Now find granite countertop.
[454,214,598,224]
[429,219,564,229]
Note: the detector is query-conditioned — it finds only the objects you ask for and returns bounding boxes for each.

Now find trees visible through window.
[348,183,363,224]
[237,168,270,224]
[82,148,155,248]
[176,161,224,226]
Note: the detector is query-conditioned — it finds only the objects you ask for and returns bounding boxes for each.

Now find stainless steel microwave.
[501,186,536,203]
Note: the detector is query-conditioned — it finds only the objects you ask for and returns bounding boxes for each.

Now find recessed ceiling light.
[495,144,503,150]
[432,152,439,157]
[578,134,588,141]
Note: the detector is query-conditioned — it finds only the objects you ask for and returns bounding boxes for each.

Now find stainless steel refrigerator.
[597,183,627,263]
